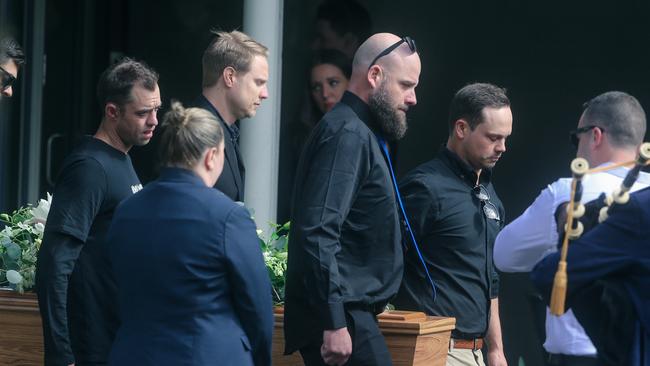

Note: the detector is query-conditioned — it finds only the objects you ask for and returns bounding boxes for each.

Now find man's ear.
[105,103,120,120]
[367,65,382,89]
[222,66,237,88]
[454,119,470,139]
[593,126,605,147]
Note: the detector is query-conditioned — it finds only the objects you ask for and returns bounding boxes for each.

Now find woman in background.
[308,48,351,115]
[107,102,273,366]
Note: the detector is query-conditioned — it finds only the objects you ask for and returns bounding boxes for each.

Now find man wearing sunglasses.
[0,37,24,100]
[494,91,649,366]
[393,83,511,366]
[285,33,420,366]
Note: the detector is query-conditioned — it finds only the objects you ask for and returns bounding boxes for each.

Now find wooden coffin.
[0,290,43,366]
[272,308,455,366]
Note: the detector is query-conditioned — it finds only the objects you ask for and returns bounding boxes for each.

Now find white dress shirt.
[494,163,650,355]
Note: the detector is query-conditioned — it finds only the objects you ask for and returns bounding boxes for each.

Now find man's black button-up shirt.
[393,147,504,339]
[284,91,403,352]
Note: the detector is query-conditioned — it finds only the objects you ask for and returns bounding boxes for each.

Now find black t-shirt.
[38,136,142,364]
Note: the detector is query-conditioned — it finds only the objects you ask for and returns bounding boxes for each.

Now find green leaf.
[274,236,287,251]
[5,242,21,260]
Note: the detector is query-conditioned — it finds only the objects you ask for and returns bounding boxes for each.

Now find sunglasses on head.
[569,125,605,148]
[368,36,417,70]
[0,66,17,92]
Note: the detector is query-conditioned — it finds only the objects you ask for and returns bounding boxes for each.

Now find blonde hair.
[201,30,268,88]
[159,101,224,168]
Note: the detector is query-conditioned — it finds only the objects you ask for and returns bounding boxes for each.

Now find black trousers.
[299,308,392,366]
[546,353,598,366]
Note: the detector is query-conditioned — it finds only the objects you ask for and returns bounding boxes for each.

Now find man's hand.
[487,348,507,366]
[321,327,352,365]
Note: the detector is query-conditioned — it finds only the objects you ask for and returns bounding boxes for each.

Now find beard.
[368,83,408,141]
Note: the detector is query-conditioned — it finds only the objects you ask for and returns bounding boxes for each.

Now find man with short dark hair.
[0,37,25,99]
[394,83,512,366]
[194,30,269,202]
[495,91,649,365]
[36,58,161,366]
[312,0,372,58]
[532,185,650,366]
[285,33,420,366]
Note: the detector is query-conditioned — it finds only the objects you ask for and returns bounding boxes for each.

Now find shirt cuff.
[320,301,347,330]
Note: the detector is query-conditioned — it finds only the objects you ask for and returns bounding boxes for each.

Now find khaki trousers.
[446,348,485,366]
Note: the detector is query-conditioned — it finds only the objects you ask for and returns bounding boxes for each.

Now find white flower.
[31,192,52,225]
[6,270,23,285]
[34,222,45,236]
[1,225,12,238]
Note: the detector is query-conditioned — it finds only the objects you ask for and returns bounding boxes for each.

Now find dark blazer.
[193,95,246,202]
[107,168,273,366]
[532,186,650,366]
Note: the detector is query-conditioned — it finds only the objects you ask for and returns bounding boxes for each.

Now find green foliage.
[259,221,290,305]
[0,207,43,293]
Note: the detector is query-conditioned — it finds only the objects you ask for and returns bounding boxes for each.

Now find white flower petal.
[6,270,23,284]
[34,223,45,235]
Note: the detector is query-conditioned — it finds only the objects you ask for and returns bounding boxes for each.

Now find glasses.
[368,36,417,70]
[569,125,605,148]
[473,185,501,222]
[0,66,16,92]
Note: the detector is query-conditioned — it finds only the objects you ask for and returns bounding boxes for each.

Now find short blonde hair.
[201,30,268,88]
[159,101,224,168]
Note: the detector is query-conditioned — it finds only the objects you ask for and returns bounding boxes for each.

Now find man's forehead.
[247,56,269,78]
[131,85,160,102]
[1,61,18,77]
[129,84,161,106]
[394,57,421,83]
[479,107,513,132]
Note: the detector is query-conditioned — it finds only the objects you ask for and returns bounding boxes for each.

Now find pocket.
[240,335,252,351]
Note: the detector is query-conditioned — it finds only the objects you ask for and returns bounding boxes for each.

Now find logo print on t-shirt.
[131,184,143,194]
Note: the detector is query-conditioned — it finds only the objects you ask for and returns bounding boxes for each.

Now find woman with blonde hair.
[107,101,273,366]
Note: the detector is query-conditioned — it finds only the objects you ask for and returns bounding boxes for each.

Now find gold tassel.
[550,261,567,315]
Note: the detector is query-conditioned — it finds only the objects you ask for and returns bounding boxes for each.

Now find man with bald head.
[285,33,421,365]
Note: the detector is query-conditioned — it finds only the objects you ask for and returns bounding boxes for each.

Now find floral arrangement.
[0,194,51,293]
[258,221,289,305]
[1,197,289,301]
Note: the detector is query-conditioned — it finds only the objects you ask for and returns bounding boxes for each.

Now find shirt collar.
[198,94,239,141]
[227,122,240,143]
[158,167,206,186]
[438,146,493,186]
[340,91,380,134]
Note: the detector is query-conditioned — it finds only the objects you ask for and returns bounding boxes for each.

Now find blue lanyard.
[375,135,437,301]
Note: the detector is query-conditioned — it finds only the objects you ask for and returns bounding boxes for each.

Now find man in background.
[194,30,269,202]
[312,0,372,58]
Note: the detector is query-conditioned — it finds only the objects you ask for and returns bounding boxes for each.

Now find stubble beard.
[368,83,408,141]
